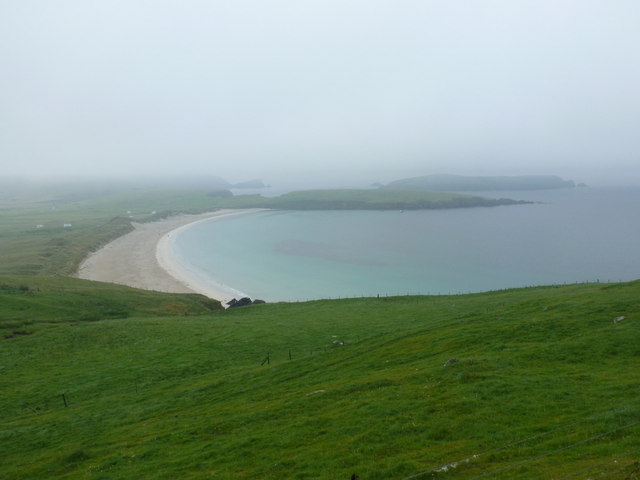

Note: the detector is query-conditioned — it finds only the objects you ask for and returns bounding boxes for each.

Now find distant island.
[206,189,531,210]
[232,179,269,189]
[382,174,576,191]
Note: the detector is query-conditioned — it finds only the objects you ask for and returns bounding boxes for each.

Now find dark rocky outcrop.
[226,297,266,308]
[226,297,253,308]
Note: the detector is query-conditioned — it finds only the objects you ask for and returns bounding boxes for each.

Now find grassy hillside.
[0,275,222,337]
[0,188,229,276]
[1,278,638,479]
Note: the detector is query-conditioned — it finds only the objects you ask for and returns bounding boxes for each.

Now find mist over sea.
[172,187,640,302]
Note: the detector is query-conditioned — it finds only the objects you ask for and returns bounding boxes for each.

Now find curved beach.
[77,209,260,303]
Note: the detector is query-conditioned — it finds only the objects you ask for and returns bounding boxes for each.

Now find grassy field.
[0,187,228,275]
[0,275,222,337]
[1,276,639,479]
[1,183,638,479]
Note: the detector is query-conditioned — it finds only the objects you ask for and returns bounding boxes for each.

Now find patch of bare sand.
[77,209,260,302]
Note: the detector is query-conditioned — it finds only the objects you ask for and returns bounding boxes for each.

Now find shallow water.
[173,187,640,301]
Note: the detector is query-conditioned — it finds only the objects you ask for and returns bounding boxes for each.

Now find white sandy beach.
[77,209,260,303]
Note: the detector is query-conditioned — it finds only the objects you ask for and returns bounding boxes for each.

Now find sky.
[1,0,639,187]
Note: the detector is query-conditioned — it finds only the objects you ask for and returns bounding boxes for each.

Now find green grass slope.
[0,188,228,276]
[0,275,222,337]
[1,280,638,479]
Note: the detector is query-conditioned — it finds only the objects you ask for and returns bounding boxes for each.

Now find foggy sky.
[1,1,639,186]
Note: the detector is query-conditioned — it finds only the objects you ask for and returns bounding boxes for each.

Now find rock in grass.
[306,390,326,396]
[444,358,459,367]
[226,297,267,308]
[226,297,253,308]
[613,315,626,323]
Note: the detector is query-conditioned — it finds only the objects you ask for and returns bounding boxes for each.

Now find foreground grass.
[1,279,638,479]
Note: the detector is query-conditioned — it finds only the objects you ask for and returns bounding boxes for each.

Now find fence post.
[261,353,270,366]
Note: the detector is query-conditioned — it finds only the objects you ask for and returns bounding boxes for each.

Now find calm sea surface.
[173,187,640,301]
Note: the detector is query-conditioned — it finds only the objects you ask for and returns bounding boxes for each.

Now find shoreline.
[156,210,264,303]
[77,209,262,303]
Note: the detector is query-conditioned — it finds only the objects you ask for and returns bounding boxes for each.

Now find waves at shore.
[156,211,260,302]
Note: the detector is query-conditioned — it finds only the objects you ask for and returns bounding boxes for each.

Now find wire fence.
[282,279,629,303]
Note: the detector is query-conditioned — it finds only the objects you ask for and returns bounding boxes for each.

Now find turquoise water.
[173,187,640,301]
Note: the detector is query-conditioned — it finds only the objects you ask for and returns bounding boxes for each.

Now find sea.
[171,187,640,302]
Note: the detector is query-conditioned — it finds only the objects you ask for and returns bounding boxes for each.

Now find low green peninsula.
[207,188,531,210]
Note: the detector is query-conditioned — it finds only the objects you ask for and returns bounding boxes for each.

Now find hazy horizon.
[2,1,639,187]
